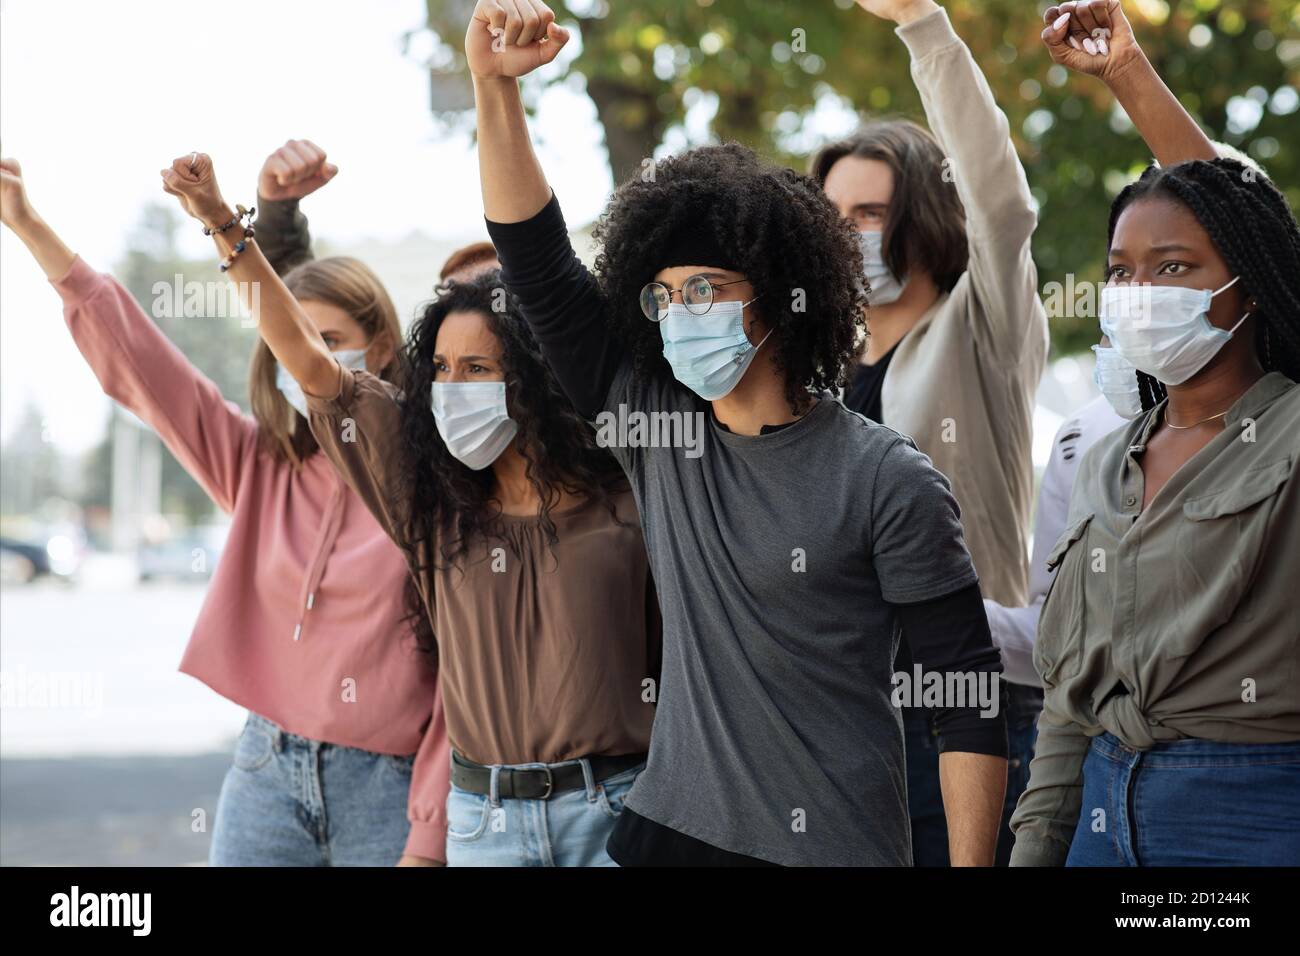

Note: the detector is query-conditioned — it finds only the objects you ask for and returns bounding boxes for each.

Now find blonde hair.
[250,256,403,465]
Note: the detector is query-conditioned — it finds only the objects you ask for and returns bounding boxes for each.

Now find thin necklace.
[1163,405,1229,429]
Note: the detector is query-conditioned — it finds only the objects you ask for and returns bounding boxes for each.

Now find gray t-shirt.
[601,360,979,866]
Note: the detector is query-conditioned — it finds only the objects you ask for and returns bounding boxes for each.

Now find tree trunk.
[584,75,667,187]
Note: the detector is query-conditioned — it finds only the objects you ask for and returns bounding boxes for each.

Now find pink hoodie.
[53,257,449,861]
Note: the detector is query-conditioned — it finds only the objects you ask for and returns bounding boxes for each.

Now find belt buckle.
[537,766,554,800]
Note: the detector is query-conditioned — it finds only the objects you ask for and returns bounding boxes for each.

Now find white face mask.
[1098,277,1248,386]
[1091,344,1143,420]
[431,381,518,470]
[858,230,908,306]
[659,299,771,401]
[277,348,368,418]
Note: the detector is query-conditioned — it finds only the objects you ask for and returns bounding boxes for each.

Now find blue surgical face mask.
[659,297,771,401]
[431,381,518,470]
[1098,277,1248,386]
[277,348,368,418]
[858,230,908,306]
[1091,344,1143,420]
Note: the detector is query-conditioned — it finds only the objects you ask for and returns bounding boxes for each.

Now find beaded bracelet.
[218,235,255,273]
[203,203,256,236]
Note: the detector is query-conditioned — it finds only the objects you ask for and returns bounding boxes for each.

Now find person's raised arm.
[853,1,1043,359]
[1043,0,1216,165]
[159,152,339,401]
[255,139,337,276]
[1,157,254,512]
[0,159,75,280]
[468,0,627,419]
[467,0,563,223]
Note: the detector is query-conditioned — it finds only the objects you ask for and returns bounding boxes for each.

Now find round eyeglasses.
[640,275,750,322]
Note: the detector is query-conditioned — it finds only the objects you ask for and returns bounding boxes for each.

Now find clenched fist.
[159,152,228,227]
[1043,1,1143,83]
[259,139,338,202]
[0,157,35,229]
[465,0,569,80]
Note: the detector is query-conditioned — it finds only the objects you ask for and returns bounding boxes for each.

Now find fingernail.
[1083,37,1097,54]
[1097,37,1109,55]
[1068,36,1082,51]
[1053,12,1070,29]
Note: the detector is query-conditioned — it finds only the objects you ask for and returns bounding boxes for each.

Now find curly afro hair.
[591,143,867,411]
[396,269,628,662]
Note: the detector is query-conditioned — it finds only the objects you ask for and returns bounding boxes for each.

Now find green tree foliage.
[424,0,1298,355]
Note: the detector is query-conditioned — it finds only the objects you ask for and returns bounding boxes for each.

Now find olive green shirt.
[1010,372,1300,866]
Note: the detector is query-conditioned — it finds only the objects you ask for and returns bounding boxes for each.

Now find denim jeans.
[1066,732,1300,866]
[209,712,413,866]
[905,682,1042,867]
[445,758,644,866]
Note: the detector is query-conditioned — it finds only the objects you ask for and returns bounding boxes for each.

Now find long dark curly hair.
[1106,158,1300,410]
[591,143,867,411]
[395,269,627,660]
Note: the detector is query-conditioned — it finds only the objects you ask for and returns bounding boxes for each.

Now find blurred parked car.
[0,526,86,584]
[0,537,49,583]
[137,524,229,582]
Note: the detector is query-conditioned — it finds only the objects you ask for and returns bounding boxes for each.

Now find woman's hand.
[465,0,569,80]
[852,0,940,27]
[258,139,338,202]
[1045,0,1214,164]
[159,152,230,228]
[0,157,36,230]
[1043,1,1143,83]
[0,156,75,278]
[396,854,445,867]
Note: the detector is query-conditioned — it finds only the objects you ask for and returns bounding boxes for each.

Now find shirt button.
[1125,495,1137,506]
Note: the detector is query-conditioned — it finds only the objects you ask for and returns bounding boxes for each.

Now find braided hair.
[1106,158,1300,409]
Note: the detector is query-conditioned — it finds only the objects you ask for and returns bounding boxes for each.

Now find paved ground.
[0,753,229,866]
[1,569,244,865]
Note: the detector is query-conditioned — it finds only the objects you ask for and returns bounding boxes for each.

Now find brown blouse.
[306,368,659,765]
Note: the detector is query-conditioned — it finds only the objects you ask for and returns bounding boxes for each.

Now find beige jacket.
[881,10,1049,607]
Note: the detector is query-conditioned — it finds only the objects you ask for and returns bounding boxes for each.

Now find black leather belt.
[451,750,646,800]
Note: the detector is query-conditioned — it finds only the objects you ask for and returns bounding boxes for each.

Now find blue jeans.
[445,758,644,866]
[1067,732,1300,866]
[209,713,413,866]
[905,683,1041,867]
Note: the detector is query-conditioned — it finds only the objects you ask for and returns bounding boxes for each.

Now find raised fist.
[465,0,569,80]
[159,152,228,227]
[0,157,35,228]
[1043,1,1142,82]
[259,139,338,202]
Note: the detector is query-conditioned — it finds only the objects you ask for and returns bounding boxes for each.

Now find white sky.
[0,0,612,452]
